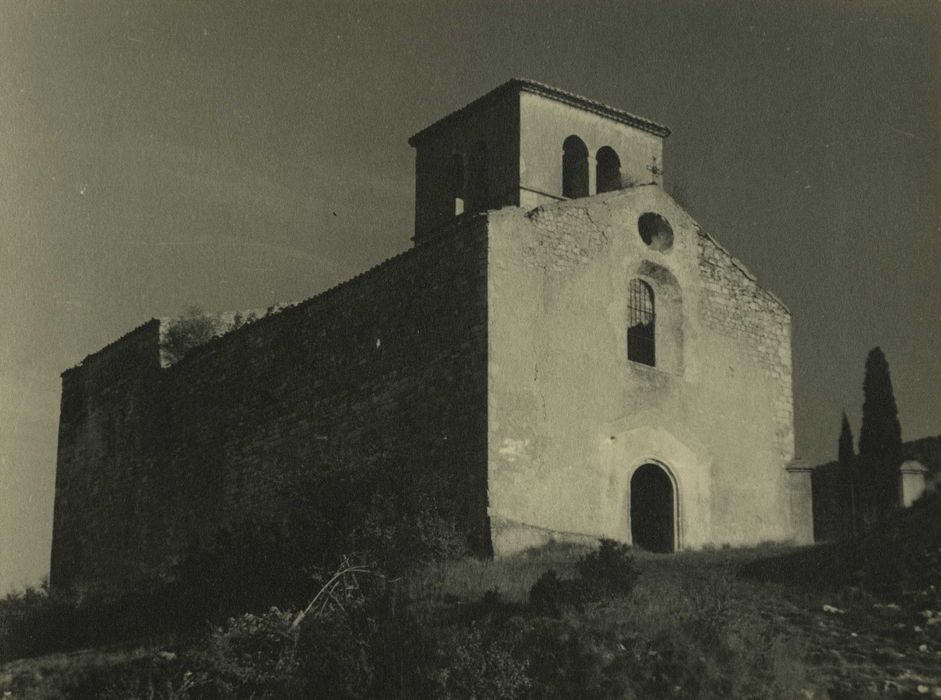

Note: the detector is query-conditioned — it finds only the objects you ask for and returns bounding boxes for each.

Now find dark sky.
[1,0,938,592]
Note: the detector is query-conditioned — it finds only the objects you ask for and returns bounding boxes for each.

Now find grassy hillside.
[3,494,940,698]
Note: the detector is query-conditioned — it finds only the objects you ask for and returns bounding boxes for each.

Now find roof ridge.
[408,79,670,146]
[156,216,490,370]
[513,78,671,136]
[62,318,160,375]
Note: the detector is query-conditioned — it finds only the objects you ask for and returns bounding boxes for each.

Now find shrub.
[160,306,220,365]
[291,561,381,699]
[575,539,638,597]
[4,651,187,699]
[295,613,373,699]
[529,569,572,617]
[356,492,467,575]
[0,582,91,661]
[527,540,638,616]
[504,602,809,700]
[506,615,632,699]
[0,576,210,663]
[172,560,421,699]
[95,655,190,700]
[184,608,300,698]
[358,604,441,699]
[436,624,530,699]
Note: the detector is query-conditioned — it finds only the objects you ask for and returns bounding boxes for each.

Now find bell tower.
[408,79,670,243]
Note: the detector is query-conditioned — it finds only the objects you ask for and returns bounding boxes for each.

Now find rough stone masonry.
[51,80,811,595]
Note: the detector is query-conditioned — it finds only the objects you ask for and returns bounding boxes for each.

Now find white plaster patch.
[497,437,530,462]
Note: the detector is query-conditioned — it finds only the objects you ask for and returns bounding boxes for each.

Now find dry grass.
[404,535,941,699]
[405,539,800,608]
[0,646,149,687]
[405,541,593,603]
[5,509,940,699]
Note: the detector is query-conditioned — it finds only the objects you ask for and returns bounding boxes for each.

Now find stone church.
[51,80,813,594]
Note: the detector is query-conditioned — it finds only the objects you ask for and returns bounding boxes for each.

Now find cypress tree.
[838,411,855,465]
[857,347,902,523]
[837,411,857,536]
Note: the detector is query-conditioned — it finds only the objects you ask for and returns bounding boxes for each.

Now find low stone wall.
[811,436,941,542]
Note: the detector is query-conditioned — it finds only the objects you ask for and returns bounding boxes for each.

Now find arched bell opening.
[562,135,589,198]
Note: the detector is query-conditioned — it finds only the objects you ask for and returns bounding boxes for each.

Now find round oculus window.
[638,212,674,252]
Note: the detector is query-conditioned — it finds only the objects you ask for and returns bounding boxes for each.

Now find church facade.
[51,80,812,594]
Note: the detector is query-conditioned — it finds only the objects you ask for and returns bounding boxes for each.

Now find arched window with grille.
[562,135,589,198]
[596,146,621,193]
[628,279,655,366]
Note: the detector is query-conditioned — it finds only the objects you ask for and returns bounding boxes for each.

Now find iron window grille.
[628,279,656,366]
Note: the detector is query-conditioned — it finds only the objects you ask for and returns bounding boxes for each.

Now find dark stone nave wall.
[51,220,489,595]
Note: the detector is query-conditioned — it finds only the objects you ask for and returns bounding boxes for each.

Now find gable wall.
[486,186,797,553]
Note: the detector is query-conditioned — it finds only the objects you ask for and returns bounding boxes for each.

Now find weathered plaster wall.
[486,185,797,554]
[518,91,664,209]
[51,221,490,595]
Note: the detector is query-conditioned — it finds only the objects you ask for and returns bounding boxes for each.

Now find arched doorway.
[630,463,675,553]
